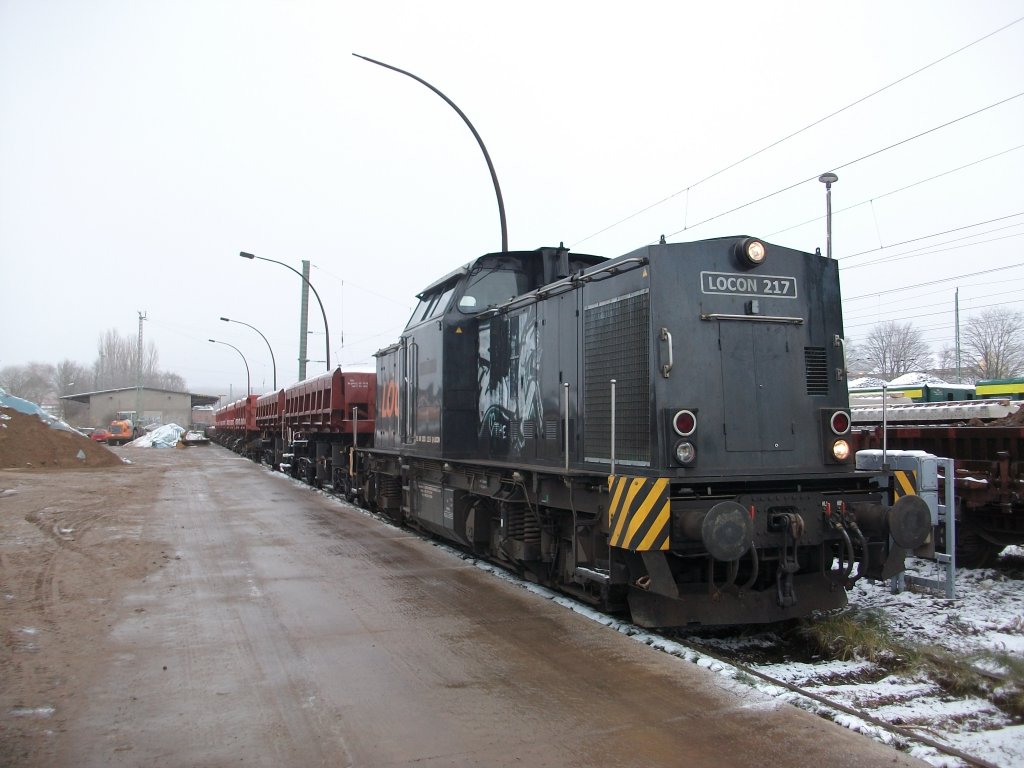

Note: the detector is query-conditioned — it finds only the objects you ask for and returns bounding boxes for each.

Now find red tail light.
[830,411,850,435]
[673,410,697,436]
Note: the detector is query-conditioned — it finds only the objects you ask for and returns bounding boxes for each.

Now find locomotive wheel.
[339,475,357,503]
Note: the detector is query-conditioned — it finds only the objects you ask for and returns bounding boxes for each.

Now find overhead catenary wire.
[311,263,414,310]
[844,284,1024,323]
[767,149,1024,240]
[837,212,1024,263]
[840,231,1024,271]
[661,91,1024,240]
[569,15,1024,249]
[843,262,1024,301]
[844,297,1024,332]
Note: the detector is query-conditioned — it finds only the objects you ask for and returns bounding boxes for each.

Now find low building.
[60,387,220,429]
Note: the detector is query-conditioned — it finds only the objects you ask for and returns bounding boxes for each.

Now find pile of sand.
[0,409,124,469]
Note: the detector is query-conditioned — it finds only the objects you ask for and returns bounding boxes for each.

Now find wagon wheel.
[955,526,998,569]
[303,459,320,489]
[342,475,359,504]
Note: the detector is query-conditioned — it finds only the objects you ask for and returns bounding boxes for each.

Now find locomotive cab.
[374,247,606,459]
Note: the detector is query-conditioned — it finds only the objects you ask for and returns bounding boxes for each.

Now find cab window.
[407,282,459,327]
[428,284,457,319]
[458,265,530,314]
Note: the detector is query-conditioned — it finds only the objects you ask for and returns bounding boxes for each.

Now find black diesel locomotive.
[334,235,929,627]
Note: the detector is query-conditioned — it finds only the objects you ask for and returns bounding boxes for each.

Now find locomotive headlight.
[674,440,697,465]
[735,237,767,266]
[832,439,851,461]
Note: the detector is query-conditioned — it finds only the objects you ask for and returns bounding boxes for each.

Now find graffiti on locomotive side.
[380,379,401,418]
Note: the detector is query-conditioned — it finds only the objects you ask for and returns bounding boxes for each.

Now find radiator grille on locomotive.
[543,416,559,440]
[804,347,829,395]
[583,289,650,465]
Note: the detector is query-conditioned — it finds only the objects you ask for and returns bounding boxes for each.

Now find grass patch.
[797,608,1024,720]
[796,608,912,664]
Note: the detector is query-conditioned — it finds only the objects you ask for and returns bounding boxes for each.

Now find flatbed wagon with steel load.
[851,399,1024,567]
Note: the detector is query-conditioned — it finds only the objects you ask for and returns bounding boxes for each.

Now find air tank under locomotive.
[355,236,930,627]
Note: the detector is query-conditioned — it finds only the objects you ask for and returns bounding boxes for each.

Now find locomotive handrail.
[659,328,673,378]
[700,313,804,324]
[477,257,650,317]
[563,383,570,473]
[579,256,648,283]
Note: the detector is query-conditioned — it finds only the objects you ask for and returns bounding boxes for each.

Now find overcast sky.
[2,1,1022,398]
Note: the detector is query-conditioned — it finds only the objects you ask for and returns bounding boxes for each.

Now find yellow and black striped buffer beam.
[893,469,918,500]
[607,476,670,551]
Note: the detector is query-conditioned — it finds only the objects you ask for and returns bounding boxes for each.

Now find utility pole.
[298,260,310,380]
[955,288,962,383]
[136,311,147,425]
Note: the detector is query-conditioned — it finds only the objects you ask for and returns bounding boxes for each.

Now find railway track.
[495,567,1009,768]
[677,634,1003,768]
[271,463,1019,768]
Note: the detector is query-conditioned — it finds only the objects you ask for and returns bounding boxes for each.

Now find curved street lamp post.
[209,338,251,397]
[220,316,277,390]
[239,251,330,372]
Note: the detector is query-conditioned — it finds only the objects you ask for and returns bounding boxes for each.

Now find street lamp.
[239,251,331,372]
[353,53,508,253]
[220,316,277,390]
[209,338,251,397]
[818,172,838,260]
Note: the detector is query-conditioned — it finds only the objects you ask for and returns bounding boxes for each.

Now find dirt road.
[0,447,927,767]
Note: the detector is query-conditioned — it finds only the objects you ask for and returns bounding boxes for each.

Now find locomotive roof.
[417,262,471,299]
[415,247,607,299]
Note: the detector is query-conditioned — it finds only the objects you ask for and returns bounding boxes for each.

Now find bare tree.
[0,362,56,404]
[152,371,186,391]
[934,346,958,371]
[861,321,932,379]
[844,339,871,376]
[54,360,89,396]
[961,308,1024,380]
[930,345,969,382]
[0,332,188,410]
[93,329,170,389]
[0,365,30,397]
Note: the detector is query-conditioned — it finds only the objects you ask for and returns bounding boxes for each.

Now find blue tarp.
[0,387,77,433]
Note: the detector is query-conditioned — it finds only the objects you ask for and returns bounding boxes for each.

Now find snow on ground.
[853,552,1024,659]
[762,550,1024,767]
